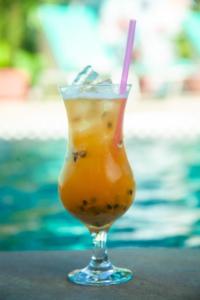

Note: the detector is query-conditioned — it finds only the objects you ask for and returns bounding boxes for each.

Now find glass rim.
[59,83,132,90]
[59,84,132,99]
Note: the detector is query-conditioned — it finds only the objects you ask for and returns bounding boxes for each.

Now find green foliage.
[175,31,195,59]
[192,0,200,11]
[14,50,45,84]
[0,0,70,82]
[0,41,12,67]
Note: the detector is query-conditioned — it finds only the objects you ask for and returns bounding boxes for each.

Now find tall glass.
[59,84,136,286]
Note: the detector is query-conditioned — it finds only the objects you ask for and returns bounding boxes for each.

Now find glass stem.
[89,230,112,272]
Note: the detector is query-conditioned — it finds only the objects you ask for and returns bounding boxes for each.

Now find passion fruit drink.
[59,78,136,286]
[59,93,135,231]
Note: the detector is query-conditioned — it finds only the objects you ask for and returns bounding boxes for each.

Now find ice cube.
[72,65,98,85]
[72,66,113,93]
[62,66,117,99]
[75,100,93,116]
[93,76,112,86]
[73,119,91,133]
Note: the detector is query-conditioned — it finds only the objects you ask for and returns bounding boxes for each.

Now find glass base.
[68,265,133,286]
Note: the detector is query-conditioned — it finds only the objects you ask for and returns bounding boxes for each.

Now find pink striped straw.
[114,19,136,146]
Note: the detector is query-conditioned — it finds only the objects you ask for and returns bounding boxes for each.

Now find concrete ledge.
[0,248,200,299]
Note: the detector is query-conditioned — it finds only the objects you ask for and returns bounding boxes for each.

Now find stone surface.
[0,249,200,300]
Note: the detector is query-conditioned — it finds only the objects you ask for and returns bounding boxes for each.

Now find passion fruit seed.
[114,204,119,209]
[73,152,79,162]
[107,204,112,210]
[72,150,87,162]
[79,150,87,158]
[118,140,123,148]
[82,200,88,206]
[107,121,113,129]
[127,189,133,196]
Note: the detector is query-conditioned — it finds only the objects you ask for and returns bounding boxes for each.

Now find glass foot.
[68,265,133,286]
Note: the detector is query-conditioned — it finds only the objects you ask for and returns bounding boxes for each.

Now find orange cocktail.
[59,83,136,286]
[59,96,135,231]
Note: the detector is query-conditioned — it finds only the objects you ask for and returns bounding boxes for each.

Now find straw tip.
[130,19,136,26]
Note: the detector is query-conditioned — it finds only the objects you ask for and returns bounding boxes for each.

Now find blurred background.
[0,0,200,250]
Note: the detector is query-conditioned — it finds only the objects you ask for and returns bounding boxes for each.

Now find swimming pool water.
[0,138,200,250]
